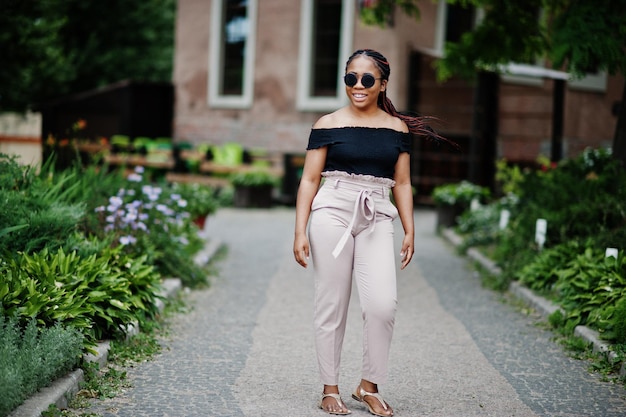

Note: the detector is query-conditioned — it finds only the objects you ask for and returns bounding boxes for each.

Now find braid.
[346,49,457,148]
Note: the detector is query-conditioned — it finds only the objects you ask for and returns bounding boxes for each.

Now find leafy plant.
[230,169,280,187]
[0,246,162,344]
[0,153,36,191]
[515,241,585,294]
[455,202,501,249]
[431,180,490,206]
[553,249,626,340]
[495,158,525,195]
[602,297,626,344]
[493,148,626,282]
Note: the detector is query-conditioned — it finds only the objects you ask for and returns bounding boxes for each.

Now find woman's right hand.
[293,233,310,268]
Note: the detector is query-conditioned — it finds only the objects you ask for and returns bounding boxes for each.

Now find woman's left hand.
[399,234,414,270]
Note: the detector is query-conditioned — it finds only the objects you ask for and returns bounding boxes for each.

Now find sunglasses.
[343,72,382,89]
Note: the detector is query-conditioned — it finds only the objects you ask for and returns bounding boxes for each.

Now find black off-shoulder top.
[306,127,411,180]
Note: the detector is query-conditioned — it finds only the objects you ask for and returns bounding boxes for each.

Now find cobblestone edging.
[9,238,223,417]
[440,227,626,380]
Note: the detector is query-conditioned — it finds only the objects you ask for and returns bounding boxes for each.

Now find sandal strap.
[358,386,389,411]
[321,392,346,407]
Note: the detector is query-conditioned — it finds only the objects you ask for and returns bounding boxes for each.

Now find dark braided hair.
[346,49,456,147]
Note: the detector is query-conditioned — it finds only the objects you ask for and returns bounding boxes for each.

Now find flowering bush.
[93,166,208,287]
[170,182,220,219]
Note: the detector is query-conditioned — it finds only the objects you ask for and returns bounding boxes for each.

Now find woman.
[293,49,440,416]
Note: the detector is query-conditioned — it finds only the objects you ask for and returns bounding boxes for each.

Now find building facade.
[172,0,624,198]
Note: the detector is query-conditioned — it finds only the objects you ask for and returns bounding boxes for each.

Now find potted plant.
[230,169,280,208]
[431,181,490,228]
[172,182,220,229]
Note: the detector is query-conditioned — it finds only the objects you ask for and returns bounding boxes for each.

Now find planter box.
[436,204,465,228]
[233,185,273,208]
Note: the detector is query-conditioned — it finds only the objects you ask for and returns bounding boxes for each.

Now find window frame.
[208,0,259,109]
[296,0,355,112]
[568,71,607,92]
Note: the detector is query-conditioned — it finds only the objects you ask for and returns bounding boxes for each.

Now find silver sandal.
[319,392,352,415]
[351,385,393,417]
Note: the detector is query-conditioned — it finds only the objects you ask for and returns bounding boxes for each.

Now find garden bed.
[432,149,626,382]
[441,227,626,379]
[0,153,226,416]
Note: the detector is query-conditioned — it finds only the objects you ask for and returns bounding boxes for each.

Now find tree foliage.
[433,0,626,81]
[361,0,626,80]
[0,0,176,112]
[362,0,626,165]
[359,0,421,26]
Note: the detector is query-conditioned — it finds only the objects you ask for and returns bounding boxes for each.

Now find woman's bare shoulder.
[312,108,349,129]
[385,112,409,133]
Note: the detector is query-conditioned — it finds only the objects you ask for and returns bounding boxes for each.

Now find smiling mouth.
[352,93,367,99]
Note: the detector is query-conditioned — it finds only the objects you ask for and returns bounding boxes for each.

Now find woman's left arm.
[392,152,414,270]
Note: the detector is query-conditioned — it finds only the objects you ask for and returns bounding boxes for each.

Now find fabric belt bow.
[332,189,376,258]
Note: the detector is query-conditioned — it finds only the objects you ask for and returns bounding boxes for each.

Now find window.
[208,0,258,108]
[297,0,355,111]
[434,1,481,53]
[444,3,476,44]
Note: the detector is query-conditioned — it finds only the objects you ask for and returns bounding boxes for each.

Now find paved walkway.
[86,207,626,417]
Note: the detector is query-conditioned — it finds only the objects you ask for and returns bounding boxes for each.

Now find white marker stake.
[499,209,510,230]
[470,198,481,212]
[535,218,547,250]
[605,248,618,259]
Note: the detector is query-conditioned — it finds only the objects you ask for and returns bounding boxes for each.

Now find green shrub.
[36,162,127,236]
[605,297,626,344]
[455,199,511,249]
[495,158,525,196]
[0,153,36,191]
[514,240,585,294]
[0,156,87,254]
[553,249,626,341]
[431,180,491,207]
[465,149,626,344]
[230,169,280,187]
[493,148,626,282]
[0,246,162,344]
[0,315,83,417]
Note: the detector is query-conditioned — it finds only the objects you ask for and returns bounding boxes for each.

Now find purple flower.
[119,235,137,245]
[108,196,123,210]
[127,173,142,182]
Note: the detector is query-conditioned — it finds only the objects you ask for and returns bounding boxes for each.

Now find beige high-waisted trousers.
[309,172,399,385]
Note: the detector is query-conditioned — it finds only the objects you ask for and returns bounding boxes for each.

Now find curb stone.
[8,238,223,417]
[440,227,626,380]
[7,370,85,417]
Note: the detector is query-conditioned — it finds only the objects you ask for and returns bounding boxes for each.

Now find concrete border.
[9,238,223,417]
[440,227,626,380]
